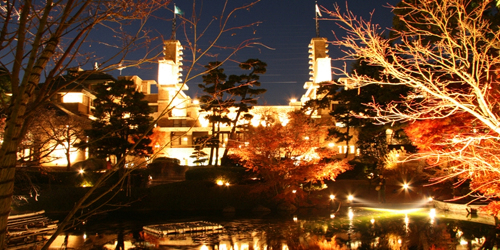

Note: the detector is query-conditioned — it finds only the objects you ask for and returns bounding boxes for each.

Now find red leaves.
[230,111,351,200]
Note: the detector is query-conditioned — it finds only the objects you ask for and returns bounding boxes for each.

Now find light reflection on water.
[46,207,498,249]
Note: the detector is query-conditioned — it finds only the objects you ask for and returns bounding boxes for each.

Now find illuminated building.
[24,36,359,168]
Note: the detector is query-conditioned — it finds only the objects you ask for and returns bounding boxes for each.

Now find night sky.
[111,0,401,105]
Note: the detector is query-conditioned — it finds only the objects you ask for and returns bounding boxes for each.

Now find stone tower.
[301,37,332,102]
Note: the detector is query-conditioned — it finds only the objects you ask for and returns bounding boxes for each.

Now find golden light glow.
[329,194,335,200]
[193,99,199,105]
[313,57,332,83]
[348,195,354,201]
[62,92,84,103]
[216,180,224,186]
[158,60,176,85]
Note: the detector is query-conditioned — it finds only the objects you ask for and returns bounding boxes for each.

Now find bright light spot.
[403,183,409,189]
[370,218,375,224]
[330,213,335,219]
[149,175,153,181]
[193,99,200,105]
[216,180,224,186]
[290,98,297,103]
[200,245,209,250]
[328,142,335,147]
[183,137,188,141]
[398,239,402,244]
[348,209,354,220]
[428,197,433,201]
[404,214,409,225]
[460,239,468,245]
[79,169,84,174]
[348,195,354,201]
[429,208,436,218]
[329,194,335,200]
[304,136,309,140]
[225,182,230,186]
[292,190,297,194]
[293,216,298,222]
[83,233,87,240]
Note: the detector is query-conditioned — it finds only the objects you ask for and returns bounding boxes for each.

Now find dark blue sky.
[112,0,400,105]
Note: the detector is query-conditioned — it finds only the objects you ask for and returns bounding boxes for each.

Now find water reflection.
[44,207,498,249]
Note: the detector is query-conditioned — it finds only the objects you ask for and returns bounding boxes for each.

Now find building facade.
[37,36,358,168]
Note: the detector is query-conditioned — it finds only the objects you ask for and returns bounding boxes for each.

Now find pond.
[45,206,498,250]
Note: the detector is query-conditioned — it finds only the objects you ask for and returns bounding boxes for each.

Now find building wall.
[40,37,362,168]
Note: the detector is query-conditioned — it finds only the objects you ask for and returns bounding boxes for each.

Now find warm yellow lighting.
[428,197,433,201]
[304,136,309,140]
[62,92,84,103]
[79,169,84,174]
[225,182,230,186]
[370,218,375,224]
[292,190,297,194]
[348,209,354,220]
[330,213,335,219]
[403,183,409,189]
[183,137,188,141]
[290,98,297,103]
[293,216,298,222]
[200,245,209,250]
[348,195,354,201]
[216,180,224,186]
[171,98,186,117]
[329,194,335,200]
[193,99,200,105]
[328,142,335,147]
[313,57,332,83]
[199,116,209,127]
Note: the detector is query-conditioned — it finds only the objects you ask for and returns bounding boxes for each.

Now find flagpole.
[172,3,177,40]
[315,1,320,37]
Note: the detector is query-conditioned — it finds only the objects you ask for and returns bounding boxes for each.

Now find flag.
[315,4,322,17]
[174,5,184,15]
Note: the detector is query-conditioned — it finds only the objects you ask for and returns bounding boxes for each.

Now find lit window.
[350,146,355,154]
[62,92,83,103]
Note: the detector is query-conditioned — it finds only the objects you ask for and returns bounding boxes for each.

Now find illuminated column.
[301,37,331,103]
[157,40,187,116]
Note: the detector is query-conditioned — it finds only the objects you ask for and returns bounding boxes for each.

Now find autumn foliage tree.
[324,0,500,210]
[230,111,350,202]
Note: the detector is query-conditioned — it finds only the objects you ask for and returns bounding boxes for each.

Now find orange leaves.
[230,111,350,199]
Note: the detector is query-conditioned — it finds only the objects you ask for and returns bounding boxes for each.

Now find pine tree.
[84,79,153,167]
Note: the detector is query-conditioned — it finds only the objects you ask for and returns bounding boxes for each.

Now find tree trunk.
[214,122,220,167]
[209,121,215,165]
[221,91,248,165]
[0,36,59,247]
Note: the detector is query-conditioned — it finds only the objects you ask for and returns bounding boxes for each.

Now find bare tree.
[324,0,500,207]
[0,0,263,247]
